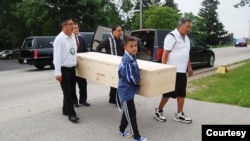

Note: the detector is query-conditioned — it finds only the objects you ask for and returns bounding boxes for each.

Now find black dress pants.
[72,76,87,104]
[109,87,117,102]
[109,87,121,106]
[60,67,76,117]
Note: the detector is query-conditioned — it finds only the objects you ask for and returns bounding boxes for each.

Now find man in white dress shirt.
[53,17,79,123]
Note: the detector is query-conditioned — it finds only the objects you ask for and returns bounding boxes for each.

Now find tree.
[0,0,24,50]
[234,0,250,8]
[134,0,161,10]
[161,0,179,11]
[100,0,124,27]
[198,0,231,46]
[119,0,134,29]
[121,0,134,13]
[12,0,110,34]
[131,5,179,29]
[0,0,123,50]
[181,12,208,41]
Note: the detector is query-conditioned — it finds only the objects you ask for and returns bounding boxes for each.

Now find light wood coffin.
[76,52,176,98]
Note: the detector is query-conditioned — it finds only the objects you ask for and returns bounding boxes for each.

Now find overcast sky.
[175,0,250,38]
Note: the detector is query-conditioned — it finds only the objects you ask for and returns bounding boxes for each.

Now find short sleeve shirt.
[163,29,190,73]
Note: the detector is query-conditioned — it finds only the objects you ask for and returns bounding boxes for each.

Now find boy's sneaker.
[174,112,192,124]
[119,130,132,138]
[134,136,148,141]
[154,108,166,122]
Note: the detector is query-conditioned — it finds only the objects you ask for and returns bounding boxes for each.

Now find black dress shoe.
[68,116,79,123]
[73,103,79,107]
[109,100,116,104]
[62,112,68,116]
[80,102,90,106]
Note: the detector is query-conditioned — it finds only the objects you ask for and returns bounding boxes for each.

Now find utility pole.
[140,0,142,29]
[248,20,250,39]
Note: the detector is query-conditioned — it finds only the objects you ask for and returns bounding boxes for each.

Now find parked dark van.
[130,29,215,68]
[18,36,55,69]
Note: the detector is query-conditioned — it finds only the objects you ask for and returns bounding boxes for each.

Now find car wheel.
[50,64,55,69]
[207,55,215,67]
[35,65,45,69]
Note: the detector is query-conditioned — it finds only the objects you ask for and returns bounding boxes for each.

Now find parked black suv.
[18,33,97,69]
[18,36,55,69]
[130,29,215,68]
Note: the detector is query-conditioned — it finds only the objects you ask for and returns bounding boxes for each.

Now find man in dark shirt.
[96,25,124,105]
[72,22,90,107]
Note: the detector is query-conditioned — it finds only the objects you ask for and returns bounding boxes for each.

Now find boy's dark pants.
[119,99,140,139]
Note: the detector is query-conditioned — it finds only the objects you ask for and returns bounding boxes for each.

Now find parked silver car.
[0,50,18,60]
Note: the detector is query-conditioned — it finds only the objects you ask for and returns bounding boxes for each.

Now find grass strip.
[187,59,250,107]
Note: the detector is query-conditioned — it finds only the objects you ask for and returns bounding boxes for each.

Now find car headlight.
[2,54,7,57]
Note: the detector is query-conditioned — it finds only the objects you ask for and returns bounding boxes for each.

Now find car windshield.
[22,37,54,49]
[236,39,246,42]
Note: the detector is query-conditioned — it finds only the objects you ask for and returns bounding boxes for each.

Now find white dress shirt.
[53,31,77,76]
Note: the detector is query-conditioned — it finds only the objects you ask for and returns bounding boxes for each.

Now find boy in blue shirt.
[117,36,147,141]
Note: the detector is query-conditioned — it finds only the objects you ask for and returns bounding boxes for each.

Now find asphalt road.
[0,46,250,141]
[0,59,52,71]
[0,59,32,71]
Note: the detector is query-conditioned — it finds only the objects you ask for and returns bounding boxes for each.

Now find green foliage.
[134,0,162,10]
[161,0,179,11]
[198,0,232,47]
[0,0,238,50]
[13,1,55,35]
[101,1,123,27]
[121,0,134,13]
[0,0,24,49]
[0,0,123,50]
[188,59,250,107]
[234,0,250,8]
[131,5,179,30]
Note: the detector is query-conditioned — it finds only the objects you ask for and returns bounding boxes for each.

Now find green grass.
[187,59,250,107]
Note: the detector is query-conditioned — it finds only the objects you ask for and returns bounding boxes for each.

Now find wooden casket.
[76,52,176,98]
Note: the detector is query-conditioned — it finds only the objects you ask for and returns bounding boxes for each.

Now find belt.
[61,66,75,69]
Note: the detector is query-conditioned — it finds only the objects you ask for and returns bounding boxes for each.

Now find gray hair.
[177,17,192,27]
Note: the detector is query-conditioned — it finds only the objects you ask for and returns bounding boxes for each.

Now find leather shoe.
[80,102,90,106]
[109,100,116,104]
[62,112,68,116]
[73,103,79,107]
[68,116,79,123]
